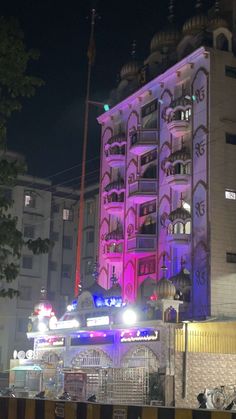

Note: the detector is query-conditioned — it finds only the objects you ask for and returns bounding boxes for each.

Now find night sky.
[2,0,213,186]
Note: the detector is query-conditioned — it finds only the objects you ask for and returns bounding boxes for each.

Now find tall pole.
[75,9,96,296]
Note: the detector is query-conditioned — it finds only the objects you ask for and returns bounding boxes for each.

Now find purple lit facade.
[98,47,212,320]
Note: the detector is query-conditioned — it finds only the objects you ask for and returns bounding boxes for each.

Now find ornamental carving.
[195,140,206,157]
[195,270,207,286]
[127,224,134,237]
[195,201,205,217]
[194,86,205,103]
[160,212,168,228]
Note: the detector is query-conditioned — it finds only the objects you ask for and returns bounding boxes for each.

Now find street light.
[87,100,110,111]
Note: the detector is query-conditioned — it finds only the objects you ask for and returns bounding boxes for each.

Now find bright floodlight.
[104,103,110,112]
[38,322,48,333]
[49,316,57,330]
[122,309,137,325]
[72,319,80,328]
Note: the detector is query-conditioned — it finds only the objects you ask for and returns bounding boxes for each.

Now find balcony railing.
[127,234,156,253]
[129,179,157,203]
[129,129,158,155]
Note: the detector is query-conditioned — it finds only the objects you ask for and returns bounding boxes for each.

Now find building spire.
[110,266,118,286]
[180,256,186,270]
[195,0,203,11]
[131,40,137,60]
[168,0,175,24]
[214,0,220,14]
[161,253,168,278]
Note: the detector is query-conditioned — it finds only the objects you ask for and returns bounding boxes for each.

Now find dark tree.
[0,17,50,298]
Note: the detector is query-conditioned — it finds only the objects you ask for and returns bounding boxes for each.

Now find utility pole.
[75,8,96,296]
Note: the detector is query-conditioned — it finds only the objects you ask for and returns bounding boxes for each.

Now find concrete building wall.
[0,168,99,370]
[209,50,236,317]
[175,351,236,408]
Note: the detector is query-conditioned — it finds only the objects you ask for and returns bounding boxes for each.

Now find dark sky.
[2,0,213,186]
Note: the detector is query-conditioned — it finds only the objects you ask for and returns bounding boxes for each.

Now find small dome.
[105,221,123,242]
[208,15,229,31]
[150,26,180,53]
[86,282,106,297]
[171,267,191,291]
[168,146,191,163]
[105,283,122,297]
[104,177,124,192]
[156,277,176,300]
[183,13,209,36]
[169,206,191,222]
[107,132,126,145]
[120,61,139,81]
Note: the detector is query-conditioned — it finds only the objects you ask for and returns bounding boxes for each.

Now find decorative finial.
[180,256,186,270]
[168,0,175,23]
[195,0,203,10]
[92,256,99,282]
[161,253,168,278]
[131,40,137,60]
[214,0,220,14]
[180,193,184,207]
[110,266,118,286]
[40,287,47,300]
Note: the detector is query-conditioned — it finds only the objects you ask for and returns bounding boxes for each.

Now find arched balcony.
[165,146,191,191]
[104,133,126,167]
[166,96,192,138]
[103,242,123,262]
[167,206,191,245]
[103,222,124,261]
[103,192,124,215]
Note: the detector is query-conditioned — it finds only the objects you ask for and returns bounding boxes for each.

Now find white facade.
[0,165,99,370]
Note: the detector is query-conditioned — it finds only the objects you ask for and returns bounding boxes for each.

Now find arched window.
[185,221,191,234]
[174,222,184,234]
[216,33,229,51]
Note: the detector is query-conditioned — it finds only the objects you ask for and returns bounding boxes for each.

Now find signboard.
[86,316,109,327]
[120,330,159,343]
[71,334,114,346]
[36,337,65,348]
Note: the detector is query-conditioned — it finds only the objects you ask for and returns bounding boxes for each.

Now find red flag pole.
[75,9,96,296]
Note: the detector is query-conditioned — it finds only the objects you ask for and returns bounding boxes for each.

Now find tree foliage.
[0,17,50,298]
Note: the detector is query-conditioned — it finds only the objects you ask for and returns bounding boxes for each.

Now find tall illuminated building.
[97,0,236,320]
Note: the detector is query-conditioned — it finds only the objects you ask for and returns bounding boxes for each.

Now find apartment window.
[19,286,32,300]
[87,201,95,215]
[226,252,236,263]
[1,188,12,201]
[24,192,36,208]
[86,230,94,244]
[141,99,158,129]
[225,190,236,200]
[23,225,35,239]
[62,264,72,278]
[49,261,57,271]
[225,65,236,79]
[17,318,28,333]
[85,260,93,274]
[139,200,156,217]
[63,235,73,249]
[52,203,60,213]
[22,256,33,269]
[51,231,59,241]
[226,133,236,145]
[63,208,73,221]
[138,256,156,276]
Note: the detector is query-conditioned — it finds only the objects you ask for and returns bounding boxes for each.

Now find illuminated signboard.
[86,316,109,327]
[94,296,123,308]
[71,334,114,346]
[37,337,65,348]
[120,330,159,343]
